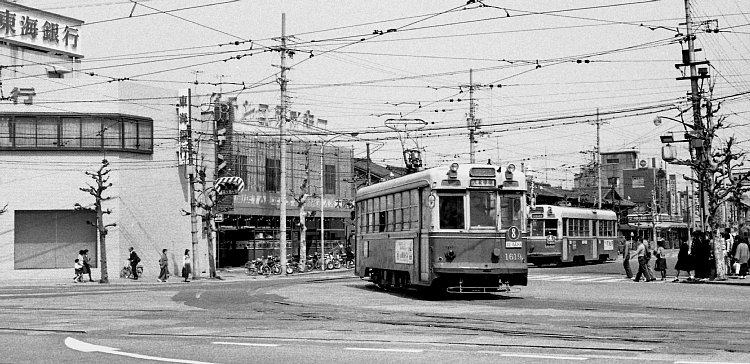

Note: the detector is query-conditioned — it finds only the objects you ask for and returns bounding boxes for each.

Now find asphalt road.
[0,259,748,364]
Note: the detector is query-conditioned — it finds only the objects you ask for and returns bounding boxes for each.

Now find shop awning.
[655,222,689,229]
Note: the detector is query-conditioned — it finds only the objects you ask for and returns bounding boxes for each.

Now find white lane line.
[346,347,423,353]
[675,361,750,364]
[540,276,578,281]
[65,337,214,364]
[478,350,588,361]
[213,341,279,347]
[565,276,594,281]
[529,274,555,279]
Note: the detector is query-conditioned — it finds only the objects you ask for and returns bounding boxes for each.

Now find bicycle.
[120,265,144,279]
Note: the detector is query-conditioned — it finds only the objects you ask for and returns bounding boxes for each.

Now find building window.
[265,158,281,192]
[632,176,645,188]
[606,158,619,164]
[324,164,336,194]
[607,177,619,187]
[0,114,153,153]
[236,155,248,186]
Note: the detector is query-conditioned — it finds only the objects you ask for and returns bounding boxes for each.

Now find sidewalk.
[0,266,352,289]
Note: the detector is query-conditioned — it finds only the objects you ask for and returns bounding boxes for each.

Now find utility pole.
[651,188,658,247]
[468,68,477,163]
[320,143,326,269]
[366,142,371,186]
[278,13,288,274]
[679,0,709,231]
[596,108,602,209]
[187,88,199,278]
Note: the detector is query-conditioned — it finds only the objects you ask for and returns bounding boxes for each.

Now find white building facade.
[0,1,211,280]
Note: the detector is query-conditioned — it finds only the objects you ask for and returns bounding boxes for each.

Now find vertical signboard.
[177,89,190,166]
[668,174,677,215]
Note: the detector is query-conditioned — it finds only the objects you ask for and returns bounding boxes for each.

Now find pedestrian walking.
[128,247,140,280]
[622,234,633,279]
[673,238,694,282]
[81,249,94,282]
[634,239,655,282]
[182,249,191,282]
[692,231,711,280]
[722,229,734,276]
[645,239,656,282]
[734,236,749,279]
[73,258,83,283]
[158,249,169,282]
[654,240,667,280]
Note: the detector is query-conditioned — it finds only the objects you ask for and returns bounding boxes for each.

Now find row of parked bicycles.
[245,253,354,276]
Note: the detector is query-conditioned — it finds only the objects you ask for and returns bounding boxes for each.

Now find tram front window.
[530,220,544,236]
[544,220,558,236]
[469,191,496,228]
[439,195,464,229]
[500,194,523,229]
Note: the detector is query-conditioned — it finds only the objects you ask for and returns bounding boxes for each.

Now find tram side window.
[393,192,402,231]
[544,220,558,237]
[582,219,591,236]
[530,220,544,236]
[439,195,464,229]
[401,191,410,230]
[385,194,396,231]
[499,194,523,229]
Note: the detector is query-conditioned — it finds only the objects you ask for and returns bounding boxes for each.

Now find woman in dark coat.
[692,231,711,280]
[673,238,693,282]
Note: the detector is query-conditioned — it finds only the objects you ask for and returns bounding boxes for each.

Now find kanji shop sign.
[0,4,82,57]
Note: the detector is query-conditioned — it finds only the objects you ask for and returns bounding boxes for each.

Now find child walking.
[654,241,667,280]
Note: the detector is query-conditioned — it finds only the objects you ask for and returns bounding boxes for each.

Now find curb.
[0,268,354,289]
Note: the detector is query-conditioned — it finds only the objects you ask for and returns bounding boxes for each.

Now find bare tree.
[75,159,116,283]
[292,146,312,272]
[672,103,750,280]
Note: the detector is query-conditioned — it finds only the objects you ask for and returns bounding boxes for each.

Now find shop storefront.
[623,213,689,248]
[216,193,354,268]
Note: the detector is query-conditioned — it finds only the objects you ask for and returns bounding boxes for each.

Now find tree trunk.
[206,218,217,278]
[713,235,727,280]
[299,206,307,272]
[97,209,109,284]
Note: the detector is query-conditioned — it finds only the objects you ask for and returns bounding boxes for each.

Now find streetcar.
[526,205,621,266]
[354,162,528,293]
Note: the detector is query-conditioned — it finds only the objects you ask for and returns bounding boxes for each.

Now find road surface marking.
[213,341,279,347]
[675,361,750,364]
[0,289,146,298]
[65,337,214,364]
[346,347,423,353]
[565,276,593,281]
[478,350,588,361]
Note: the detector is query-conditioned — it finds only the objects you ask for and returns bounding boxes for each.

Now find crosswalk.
[529,274,644,283]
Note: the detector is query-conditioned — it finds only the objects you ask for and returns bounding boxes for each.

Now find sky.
[21,0,750,189]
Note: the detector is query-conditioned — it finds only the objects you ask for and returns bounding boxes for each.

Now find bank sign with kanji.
[0,2,82,57]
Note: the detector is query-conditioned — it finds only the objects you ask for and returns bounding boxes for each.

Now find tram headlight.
[505,163,515,181]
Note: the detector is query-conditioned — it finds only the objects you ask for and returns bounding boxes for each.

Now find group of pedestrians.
[622,230,750,282]
[139,248,193,283]
[74,247,194,283]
